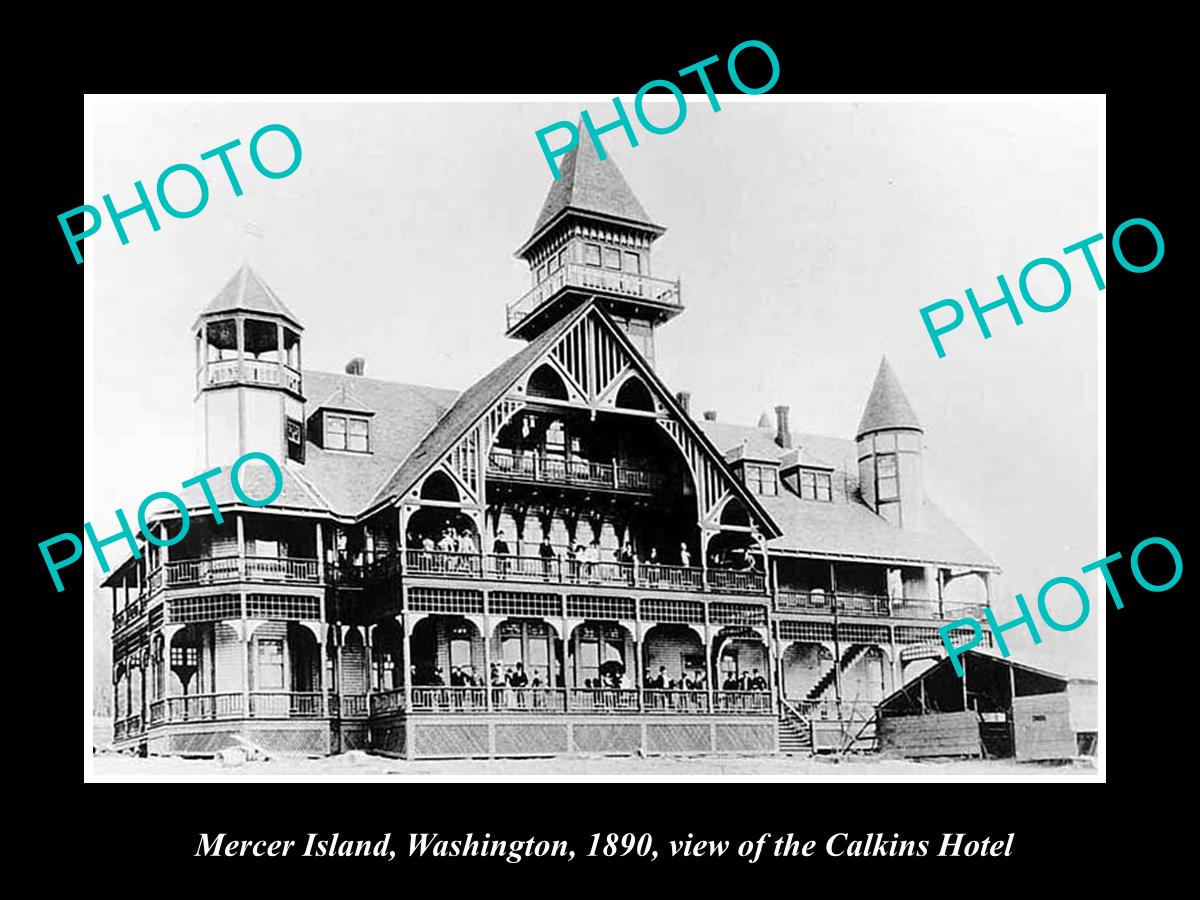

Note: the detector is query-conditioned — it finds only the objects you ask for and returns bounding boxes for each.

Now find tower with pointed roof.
[856,357,925,530]
[193,263,306,469]
[507,134,682,367]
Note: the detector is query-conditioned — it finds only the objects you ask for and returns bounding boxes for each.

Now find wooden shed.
[876,650,1097,761]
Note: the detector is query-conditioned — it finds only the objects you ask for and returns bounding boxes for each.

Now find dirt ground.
[88,751,1099,782]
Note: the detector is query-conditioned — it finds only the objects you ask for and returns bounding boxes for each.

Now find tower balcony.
[505,262,682,339]
[198,358,302,395]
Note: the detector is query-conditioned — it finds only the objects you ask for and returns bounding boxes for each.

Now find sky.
[88,98,1101,676]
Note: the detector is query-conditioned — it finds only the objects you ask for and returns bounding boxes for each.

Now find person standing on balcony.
[566,543,580,583]
[420,534,435,572]
[493,530,511,578]
[679,543,691,568]
[538,535,557,580]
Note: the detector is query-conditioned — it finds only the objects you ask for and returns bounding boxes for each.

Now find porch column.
[315,522,326,584]
[401,613,414,713]
[704,622,716,713]
[633,599,644,711]
[560,596,570,710]
[140,657,148,726]
[316,626,327,719]
[936,567,945,618]
[236,513,246,579]
[159,522,170,576]
[483,593,493,712]
[889,629,902,693]
[239,592,250,719]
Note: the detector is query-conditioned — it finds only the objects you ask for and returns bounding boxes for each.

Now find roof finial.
[243,222,263,267]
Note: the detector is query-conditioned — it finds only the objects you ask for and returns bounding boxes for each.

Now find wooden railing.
[163,555,320,587]
[792,698,878,722]
[642,689,710,713]
[775,590,986,621]
[114,715,144,741]
[568,688,640,711]
[506,262,682,330]
[487,450,662,493]
[249,691,323,718]
[410,687,489,712]
[713,690,773,714]
[153,692,245,722]
[402,550,767,595]
[490,687,567,713]
[203,359,302,393]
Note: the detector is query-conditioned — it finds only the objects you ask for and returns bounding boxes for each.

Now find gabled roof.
[700,420,996,570]
[856,356,922,437]
[301,372,458,515]
[368,305,588,508]
[200,263,303,328]
[313,381,374,415]
[523,133,662,253]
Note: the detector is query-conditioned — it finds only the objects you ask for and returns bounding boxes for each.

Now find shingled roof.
[201,263,303,328]
[526,132,661,247]
[856,356,922,436]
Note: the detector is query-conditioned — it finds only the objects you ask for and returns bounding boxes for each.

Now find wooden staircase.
[778,700,813,755]
[805,643,871,702]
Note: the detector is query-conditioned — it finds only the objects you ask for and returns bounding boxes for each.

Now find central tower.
[507,135,683,367]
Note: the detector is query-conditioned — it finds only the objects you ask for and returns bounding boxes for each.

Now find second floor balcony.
[163,555,321,588]
[403,549,767,595]
[487,449,662,493]
[776,588,988,622]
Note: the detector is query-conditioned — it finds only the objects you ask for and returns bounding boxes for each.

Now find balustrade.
[506,262,682,330]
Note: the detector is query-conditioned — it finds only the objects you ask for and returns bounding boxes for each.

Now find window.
[326,415,347,450]
[584,243,601,266]
[603,247,621,270]
[558,248,568,269]
[537,262,548,282]
[623,251,641,274]
[325,414,370,453]
[877,453,899,501]
[347,417,369,452]
[449,624,473,670]
[286,416,305,464]
[548,253,559,274]
[206,319,238,361]
[743,464,777,496]
[257,639,285,690]
[170,646,198,668]
[799,469,833,502]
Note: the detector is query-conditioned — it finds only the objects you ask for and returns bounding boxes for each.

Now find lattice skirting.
[391,718,779,759]
[154,723,330,757]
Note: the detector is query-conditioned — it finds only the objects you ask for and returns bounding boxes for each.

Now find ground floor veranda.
[111,612,979,758]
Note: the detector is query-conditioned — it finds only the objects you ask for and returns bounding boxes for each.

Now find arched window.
[420,471,460,502]
[719,499,751,528]
[527,365,568,400]
[615,376,655,412]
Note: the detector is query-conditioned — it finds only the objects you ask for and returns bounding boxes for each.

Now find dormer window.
[743,463,778,496]
[799,469,833,502]
[326,414,370,453]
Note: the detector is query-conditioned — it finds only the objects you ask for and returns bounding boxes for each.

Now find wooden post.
[483,591,493,712]
[239,592,250,720]
[830,561,843,724]
[236,514,246,579]
[633,599,644,712]
[919,675,926,713]
[401,611,414,760]
[937,568,945,619]
[962,650,969,712]
[1008,657,1017,755]
[561,596,570,711]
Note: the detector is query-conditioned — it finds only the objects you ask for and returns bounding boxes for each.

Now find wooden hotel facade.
[104,138,996,759]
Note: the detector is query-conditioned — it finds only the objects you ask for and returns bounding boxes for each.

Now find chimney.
[702,410,717,422]
[345,357,365,376]
[774,405,792,448]
[675,391,691,416]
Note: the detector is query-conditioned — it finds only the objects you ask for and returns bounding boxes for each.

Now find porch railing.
[411,686,488,712]
[338,693,370,718]
[491,687,568,713]
[203,359,302,393]
[713,690,773,714]
[114,714,144,740]
[776,590,987,621]
[642,689,710,713]
[147,692,245,723]
[402,550,767,595]
[163,555,321,587]
[249,691,323,717]
[793,698,879,722]
[506,262,683,330]
[568,687,640,711]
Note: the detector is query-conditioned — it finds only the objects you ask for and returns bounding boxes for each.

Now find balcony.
[362,687,773,716]
[488,449,662,494]
[506,263,682,333]
[776,590,989,621]
[200,358,302,394]
[144,691,324,725]
[403,549,766,595]
[164,555,321,588]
